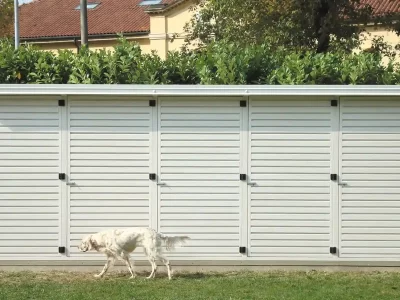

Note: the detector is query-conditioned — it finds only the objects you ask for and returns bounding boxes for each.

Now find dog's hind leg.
[95,256,114,278]
[121,252,136,279]
[146,257,157,279]
[157,255,172,280]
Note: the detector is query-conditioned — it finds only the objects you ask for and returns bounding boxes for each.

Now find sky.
[19,0,34,4]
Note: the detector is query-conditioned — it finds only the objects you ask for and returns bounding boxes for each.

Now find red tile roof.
[362,0,400,15]
[19,0,400,40]
[19,0,153,39]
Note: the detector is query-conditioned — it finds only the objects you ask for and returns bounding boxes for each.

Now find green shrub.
[0,37,398,85]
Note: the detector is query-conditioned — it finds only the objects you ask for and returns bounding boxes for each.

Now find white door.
[248,97,337,258]
[68,97,156,257]
[0,96,62,257]
[339,97,400,258]
[158,97,245,258]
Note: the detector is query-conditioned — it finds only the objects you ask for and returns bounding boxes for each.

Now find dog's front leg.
[95,257,113,278]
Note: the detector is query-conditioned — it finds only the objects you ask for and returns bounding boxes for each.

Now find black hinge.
[59,173,66,180]
[58,246,66,254]
[58,99,65,107]
[331,100,338,107]
[149,100,156,107]
[149,173,156,180]
[330,247,337,254]
[330,174,337,181]
[239,246,246,254]
[240,174,247,181]
[240,100,247,107]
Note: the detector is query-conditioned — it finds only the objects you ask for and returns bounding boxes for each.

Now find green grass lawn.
[1,270,400,300]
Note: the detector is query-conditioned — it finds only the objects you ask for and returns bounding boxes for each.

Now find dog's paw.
[94,274,103,278]
[129,275,136,279]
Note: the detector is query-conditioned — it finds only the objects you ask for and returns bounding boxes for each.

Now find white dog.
[78,227,190,280]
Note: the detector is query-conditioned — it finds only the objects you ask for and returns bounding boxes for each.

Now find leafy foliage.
[183,0,398,53]
[0,37,399,85]
[0,0,13,38]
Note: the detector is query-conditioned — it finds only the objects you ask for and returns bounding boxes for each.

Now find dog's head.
[78,235,93,252]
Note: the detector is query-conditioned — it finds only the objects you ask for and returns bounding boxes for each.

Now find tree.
[0,0,13,38]
[183,0,395,53]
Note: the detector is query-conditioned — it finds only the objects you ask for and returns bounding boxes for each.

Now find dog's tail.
[159,233,190,251]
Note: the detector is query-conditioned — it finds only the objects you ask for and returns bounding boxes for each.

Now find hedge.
[0,37,399,84]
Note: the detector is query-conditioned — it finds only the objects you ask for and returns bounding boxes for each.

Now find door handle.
[66,182,76,186]
[157,182,166,186]
[338,182,347,186]
[248,181,256,186]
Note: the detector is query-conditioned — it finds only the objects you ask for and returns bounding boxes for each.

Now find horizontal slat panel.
[160,99,240,107]
[251,240,329,247]
[251,227,330,234]
[67,180,148,187]
[161,107,240,113]
[251,213,329,220]
[0,233,58,240]
[250,247,326,254]
[0,180,59,186]
[70,207,148,213]
[1,240,58,246]
[251,220,329,227]
[70,113,150,120]
[71,213,148,220]
[0,214,58,220]
[160,100,240,258]
[68,99,151,255]
[0,187,59,193]
[250,207,329,213]
[251,194,329,200]
[0,247,58,254]
[71,133,149,140]
[251,200,329,207]
[340,248,400,255]
[70,140,149,147]
[70,220,150,227]
[161,113,239,121]
[160,220,239,227]
[0,207,58,213]
[342,200,400,206]
[161,214,238,220]
[0,220,58,226]
[70,166,148,173]
[160,187,239,193]
[0,227,58,233]
[251,187,329,193]
[251,100,330,107]
[251,167,329,173]
[250,99,333,258]
[161,200,239,206]
[0,120,58,126]
[161,207,239,213]
[252,234,329,240]
[70,173,146,180]
[161,174,238,180]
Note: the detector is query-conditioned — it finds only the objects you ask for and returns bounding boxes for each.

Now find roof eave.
[20,31,150,43]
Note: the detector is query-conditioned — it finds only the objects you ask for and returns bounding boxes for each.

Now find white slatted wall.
[340,97,400,258]
[0,97,61,256]
[158,97,243,257]
[249,97,334,257]
[68,97,153,256]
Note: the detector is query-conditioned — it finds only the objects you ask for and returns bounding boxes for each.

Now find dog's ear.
[88,235,96,250]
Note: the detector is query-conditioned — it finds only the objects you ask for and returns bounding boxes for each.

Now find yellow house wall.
[360,25,400,49]
[148,0,195,58]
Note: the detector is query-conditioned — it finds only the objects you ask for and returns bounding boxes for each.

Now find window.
[138,0,162,6]
[75,2,100,10]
